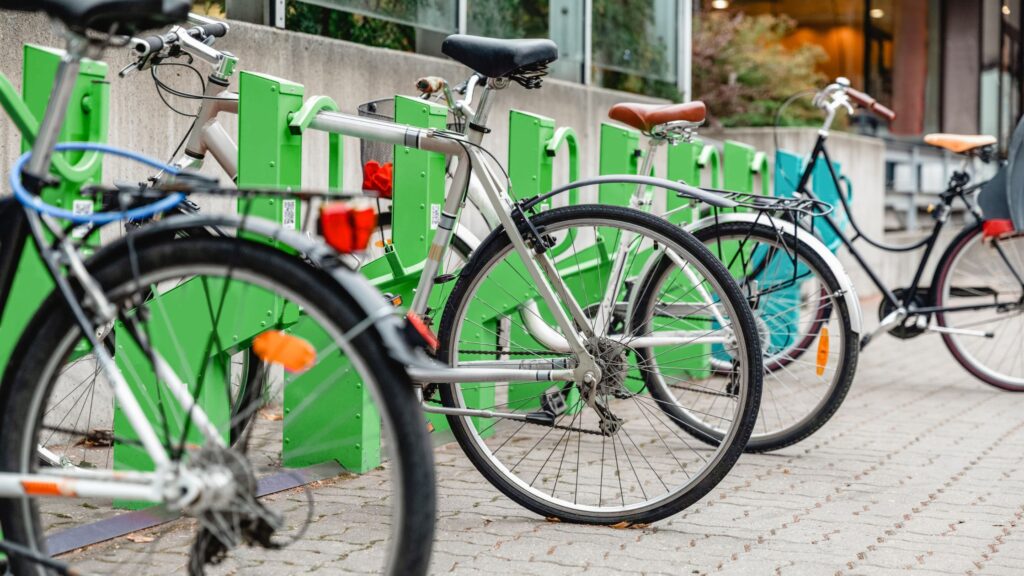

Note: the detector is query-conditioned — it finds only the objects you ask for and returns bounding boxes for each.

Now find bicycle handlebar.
[845,86,896,122]
[132,21,228,57]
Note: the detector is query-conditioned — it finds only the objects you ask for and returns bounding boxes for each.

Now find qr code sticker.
[282,199,297,228]
[71,200,94,239]
[72,199,94,217]
[430,204,441,230]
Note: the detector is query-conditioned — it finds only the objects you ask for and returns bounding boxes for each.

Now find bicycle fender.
[686,212,862,334]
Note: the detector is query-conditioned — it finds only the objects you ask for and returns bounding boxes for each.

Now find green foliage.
[285,1,416,52]
[693,12,826,128]
[468,0,550,38]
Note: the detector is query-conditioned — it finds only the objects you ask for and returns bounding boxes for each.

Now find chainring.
[878,287,931,339]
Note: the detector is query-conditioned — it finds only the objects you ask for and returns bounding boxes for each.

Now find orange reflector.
[253,330,316,373]
[320,203,378,254]
[22,480,73,497]
[406,311,439,352]
[815,327,830,376]
[391,294,403,307]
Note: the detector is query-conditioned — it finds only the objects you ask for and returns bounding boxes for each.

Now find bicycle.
[0,3,435,574]
[585,100,861,453]
[123,25,767,525]
[779,78,1024,391]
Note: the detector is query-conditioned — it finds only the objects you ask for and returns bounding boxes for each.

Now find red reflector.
[406,311,439,352]
[362,161,394,198]
[321,203,378,253]
[983,219,1015,239]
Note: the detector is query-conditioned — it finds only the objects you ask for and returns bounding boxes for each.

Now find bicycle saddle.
[923,133,997,154]
[0,0,189,34]
[608,101,707,133]
[442,34,558,87]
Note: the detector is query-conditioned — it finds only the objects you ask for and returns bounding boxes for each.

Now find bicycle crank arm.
[417,391,555,424]
[926,324,995,338]
[407,365,574,383]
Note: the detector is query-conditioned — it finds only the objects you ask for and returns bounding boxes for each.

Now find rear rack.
[702,190,835,218]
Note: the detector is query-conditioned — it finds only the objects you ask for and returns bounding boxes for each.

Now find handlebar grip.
[846,87,896,122]
[870,102,896,122]
[416,76,446,94]
[192,21,229,39]
[133,34,166,56]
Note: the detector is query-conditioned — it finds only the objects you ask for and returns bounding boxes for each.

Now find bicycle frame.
[0,33,251,507]
[154,56,746,408]
[794,133,1023,320]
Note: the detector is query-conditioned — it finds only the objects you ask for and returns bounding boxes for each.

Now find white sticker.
[71,200,94,239]
[282,199,297,229]
[72,199,94,216]
[430,203,441,230]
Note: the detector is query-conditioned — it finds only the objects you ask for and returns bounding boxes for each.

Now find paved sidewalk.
[428,333,1024,575]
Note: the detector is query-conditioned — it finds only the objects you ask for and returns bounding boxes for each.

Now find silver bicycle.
[123,22,765,524]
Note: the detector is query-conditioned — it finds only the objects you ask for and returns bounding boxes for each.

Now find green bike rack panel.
[665,139,720,226]
[0,45,108,373]
[501,110,584,411]
[359,95,446,297]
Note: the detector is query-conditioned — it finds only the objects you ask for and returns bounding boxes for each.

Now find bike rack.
[0,45,108,373]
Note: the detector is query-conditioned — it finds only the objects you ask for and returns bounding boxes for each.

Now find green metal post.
[0,45,108,372]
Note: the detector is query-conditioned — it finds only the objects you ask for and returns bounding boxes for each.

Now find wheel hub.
[584,337,630,399]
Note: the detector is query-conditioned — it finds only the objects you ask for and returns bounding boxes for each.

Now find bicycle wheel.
[0,236,434,575]
[933,222,1024,390]
[656,221,859,452]
[436,204,761,524]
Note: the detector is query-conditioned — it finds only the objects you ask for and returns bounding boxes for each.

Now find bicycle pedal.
[525,411,556,426]
[540,386,568,417]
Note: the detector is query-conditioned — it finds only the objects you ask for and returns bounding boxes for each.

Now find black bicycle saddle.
[442,34,558,88]
[0,0,189,34]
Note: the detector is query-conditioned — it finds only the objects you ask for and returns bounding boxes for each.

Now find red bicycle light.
[320,203,378,253]
[983,219,1015,239]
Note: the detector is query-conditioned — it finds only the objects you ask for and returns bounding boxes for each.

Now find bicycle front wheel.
[675,221,858,452]
[0,236,434,575]
[436,204,761,525]
[934,222,1024,390]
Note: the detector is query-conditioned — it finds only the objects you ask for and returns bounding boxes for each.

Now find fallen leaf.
[259,410,284,421]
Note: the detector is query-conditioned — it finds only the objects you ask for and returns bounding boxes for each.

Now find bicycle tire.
[436,204,762,524]
[933,222,1024,390]
[0,236,435,575]
[652,221,859,452]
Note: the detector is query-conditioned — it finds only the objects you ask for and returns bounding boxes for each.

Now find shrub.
[693,12,826,128]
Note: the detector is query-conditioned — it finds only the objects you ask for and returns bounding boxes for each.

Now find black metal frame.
[796,133,1024,318]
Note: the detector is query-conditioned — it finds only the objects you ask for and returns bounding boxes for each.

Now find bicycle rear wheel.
[663,221,859,451]
[934,223,1024,390]
[436,204,761,524]
[0,236,434,575]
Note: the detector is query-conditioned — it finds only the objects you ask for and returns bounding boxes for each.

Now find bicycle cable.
[774,89,933,252]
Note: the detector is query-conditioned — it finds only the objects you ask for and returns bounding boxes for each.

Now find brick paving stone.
[47,330,1024,575]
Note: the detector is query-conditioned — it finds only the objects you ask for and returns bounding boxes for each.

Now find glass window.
[591,0,678,97]
[310,0,458,33]
[466,0,585,83]
[979,0,1022,150]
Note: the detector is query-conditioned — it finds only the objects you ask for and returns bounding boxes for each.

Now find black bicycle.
[782,78,1024,391]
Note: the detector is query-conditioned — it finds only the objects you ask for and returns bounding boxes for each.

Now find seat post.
[24,32,91,185]
[631,137,663,207]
